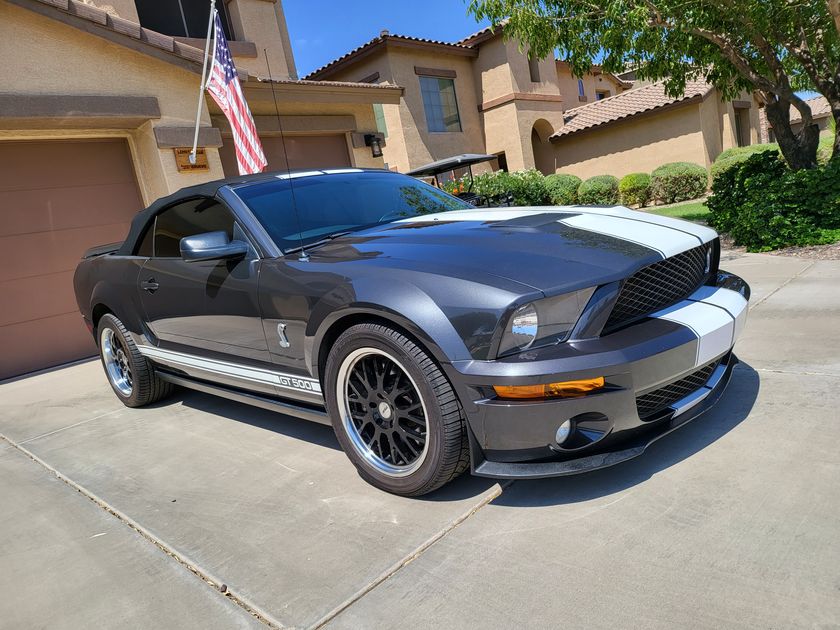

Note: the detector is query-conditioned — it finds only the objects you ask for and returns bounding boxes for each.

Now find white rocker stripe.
[557,213,702,259]
[137,346,323,396]
[652,286,749,367]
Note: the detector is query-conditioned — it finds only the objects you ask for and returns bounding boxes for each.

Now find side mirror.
[180,231,248,263]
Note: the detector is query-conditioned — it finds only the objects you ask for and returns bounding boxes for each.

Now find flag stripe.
[205,11,266,176]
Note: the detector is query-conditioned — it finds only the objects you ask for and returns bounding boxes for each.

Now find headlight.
[498,287,595,356]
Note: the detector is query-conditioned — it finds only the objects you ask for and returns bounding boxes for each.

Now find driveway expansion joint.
[310,479,514,630]
[750,260,815,309]
[0,431,286,630]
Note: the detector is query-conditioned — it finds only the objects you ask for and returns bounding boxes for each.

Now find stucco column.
[225,0,297,79]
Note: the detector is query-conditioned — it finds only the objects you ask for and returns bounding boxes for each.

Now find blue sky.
[284,0,491,77]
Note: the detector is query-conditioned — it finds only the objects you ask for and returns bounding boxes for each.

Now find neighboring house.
[0,0,402,379]
[307,25,615,175]
[548,81,762,179]
[555,61,632,109]
[759,95,833,143]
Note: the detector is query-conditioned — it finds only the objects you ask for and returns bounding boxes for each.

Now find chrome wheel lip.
[101,327,133,397]
[336,348,430,478]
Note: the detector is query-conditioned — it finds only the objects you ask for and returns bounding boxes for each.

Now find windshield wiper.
[282,231,353,256]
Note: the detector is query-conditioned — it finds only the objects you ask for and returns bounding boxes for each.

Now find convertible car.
[74,168,749,496]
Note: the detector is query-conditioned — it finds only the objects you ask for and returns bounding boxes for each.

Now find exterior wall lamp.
[364,133,383,158]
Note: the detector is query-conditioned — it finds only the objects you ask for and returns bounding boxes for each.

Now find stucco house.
[0,0,402,379]
[548,80,763,178]
[759,95,833,143]
[306,25,623,175]
[307,24,760,181]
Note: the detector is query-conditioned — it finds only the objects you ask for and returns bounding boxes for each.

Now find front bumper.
[444,271,750,479]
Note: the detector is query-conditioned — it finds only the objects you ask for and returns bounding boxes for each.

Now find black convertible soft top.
[117,171,278,255]
[116,169,390,255]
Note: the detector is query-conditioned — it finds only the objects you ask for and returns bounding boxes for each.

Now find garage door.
[0,139,143,380]
[219,134,351,176]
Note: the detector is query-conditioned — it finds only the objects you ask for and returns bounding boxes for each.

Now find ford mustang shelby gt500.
[74,169,749,495]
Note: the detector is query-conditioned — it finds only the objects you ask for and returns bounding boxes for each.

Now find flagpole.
[189,0,216,165]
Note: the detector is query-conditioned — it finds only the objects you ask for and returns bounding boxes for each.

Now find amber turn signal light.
[493,377,605,400]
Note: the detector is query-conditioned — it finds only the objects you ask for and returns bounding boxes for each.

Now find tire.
[325,323,469,496]
[97,313,175,407]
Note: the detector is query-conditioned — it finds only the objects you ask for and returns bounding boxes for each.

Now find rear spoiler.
[83,241,123,259]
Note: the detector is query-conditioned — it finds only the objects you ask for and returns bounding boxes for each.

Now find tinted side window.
[153,198,234,258]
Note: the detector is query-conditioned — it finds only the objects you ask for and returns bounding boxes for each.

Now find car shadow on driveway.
[489,362,760,507]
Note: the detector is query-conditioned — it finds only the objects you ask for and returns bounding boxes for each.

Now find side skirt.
[156,371,331,426]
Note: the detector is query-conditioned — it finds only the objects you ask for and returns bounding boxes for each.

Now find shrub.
[544,173,582,205]
[711,136,835,183]
[651,162,708,204]
[710,143,781,182]
[577,175,619,205]
[470,169,549,206]
[707,150,840,251]
[618,172,652,207]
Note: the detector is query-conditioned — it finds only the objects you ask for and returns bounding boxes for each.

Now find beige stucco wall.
[324,47,486,172]
[226,0,295,78]
[551,103,707,179]
[556,64,626,110]
[1,2,225,204]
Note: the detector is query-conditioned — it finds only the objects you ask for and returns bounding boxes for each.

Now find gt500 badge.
[276,375,321,393]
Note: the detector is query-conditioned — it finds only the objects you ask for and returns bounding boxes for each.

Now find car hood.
[312,206,717,295]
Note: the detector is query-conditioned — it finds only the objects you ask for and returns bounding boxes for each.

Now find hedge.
[707,150,840,251]
[651,162,708,204]
[577,175,619,205]
[618,172,652,207]
[710,136,835,183]
[544,173,581,205]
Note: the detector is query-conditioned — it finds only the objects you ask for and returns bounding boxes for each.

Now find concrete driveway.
[2,253,838,630]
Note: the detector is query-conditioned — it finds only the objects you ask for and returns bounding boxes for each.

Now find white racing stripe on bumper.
[558,213,703,259]
[652,286,749,367]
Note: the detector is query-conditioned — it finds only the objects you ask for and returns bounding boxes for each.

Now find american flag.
[206,11,267,175]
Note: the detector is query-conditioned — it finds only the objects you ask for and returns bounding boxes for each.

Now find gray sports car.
[74,168,749,496]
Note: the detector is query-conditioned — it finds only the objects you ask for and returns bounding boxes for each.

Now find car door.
[137,197,272,385]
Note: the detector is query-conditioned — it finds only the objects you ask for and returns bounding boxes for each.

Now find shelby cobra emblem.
[74,169,749,496]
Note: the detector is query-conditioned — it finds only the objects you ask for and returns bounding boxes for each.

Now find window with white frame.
[419,76,462,132]
[577,79,585,98]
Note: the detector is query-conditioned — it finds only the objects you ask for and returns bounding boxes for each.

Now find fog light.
[555,419,572,445]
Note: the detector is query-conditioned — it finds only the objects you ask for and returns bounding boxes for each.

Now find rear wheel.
[97,313,174,407]
[325,323,469,496]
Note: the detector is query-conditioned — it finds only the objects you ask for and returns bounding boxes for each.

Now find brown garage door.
[0,139,143,380]
[219,134,351,176]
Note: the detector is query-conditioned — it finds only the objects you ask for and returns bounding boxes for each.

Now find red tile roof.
[551,80,714,139]
[790,95,832,124]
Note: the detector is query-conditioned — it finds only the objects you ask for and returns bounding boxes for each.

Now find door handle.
[140,279,159,293]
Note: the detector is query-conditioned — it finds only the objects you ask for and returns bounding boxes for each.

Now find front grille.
[635,360,719,420]
[604,243,710,332]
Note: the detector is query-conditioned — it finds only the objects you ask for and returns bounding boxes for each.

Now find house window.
[419,76,462,132]
[528,56,540,83]
[373,103,388,138]
[734,108,751,147]
[596,90,610,100]
[577,79,586,101]
[135,0,234,39]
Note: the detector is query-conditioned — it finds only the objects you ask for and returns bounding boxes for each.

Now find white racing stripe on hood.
[396,205,715,258]
[564,205,717,244]
[558,213,702,258]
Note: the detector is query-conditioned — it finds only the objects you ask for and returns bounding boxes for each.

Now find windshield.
[234,171,474,252]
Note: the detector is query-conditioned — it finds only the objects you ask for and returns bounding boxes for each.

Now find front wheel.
[325,323,469,496]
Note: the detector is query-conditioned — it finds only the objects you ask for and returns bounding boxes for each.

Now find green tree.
[469,0,840,169]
